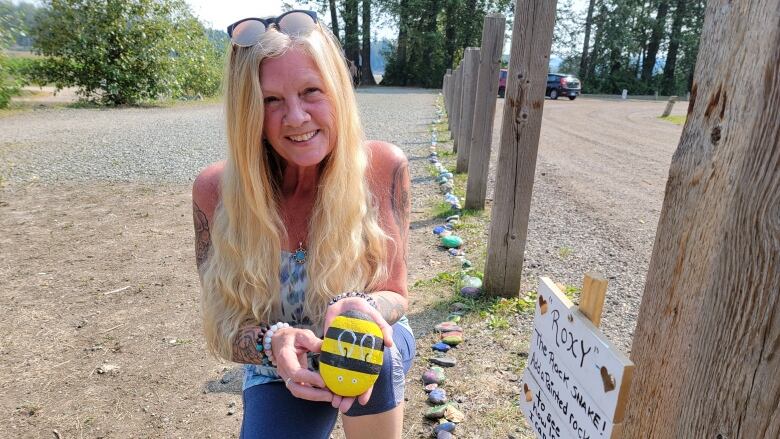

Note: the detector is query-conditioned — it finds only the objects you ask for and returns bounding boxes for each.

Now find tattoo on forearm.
[375,294,406,325]
[193,201,211,269]
[390,162,410,242]
[232,325,264,364]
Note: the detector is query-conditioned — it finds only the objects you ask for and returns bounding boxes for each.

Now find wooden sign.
[521,276,634,438]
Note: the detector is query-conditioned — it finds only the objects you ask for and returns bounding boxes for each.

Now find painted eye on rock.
[351,378,358,384]
[338,376,344,382]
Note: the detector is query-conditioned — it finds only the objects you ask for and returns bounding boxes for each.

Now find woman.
[191,10,415,439]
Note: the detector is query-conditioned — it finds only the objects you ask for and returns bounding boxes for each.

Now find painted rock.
[463,276,482,289]
[424,383,439,393]
[444,194,459,203]
[460,286,481,298]
[439,230,452,237]
[441,235,463,248]
[443,223,455,231]
[430,356,457,368]
[440,172,453,179]
[440,183,453,194]
[445,215,460,222]
[450,302,467,312]
[425,404,449,420]
[436,176,448,184]
[446,314,461,323]
[446,219,460,227]
[436,431,454,439]
[441,331,464,346]
[447,248,462,256]
[432,342,451,352]
[422,366,446,385]
[434,422,457,435]
[450,203,461,210]
[320,310,384,396]
[461,259,472,269]
[428,388,448,405]
[435,321,462,333]
[444,405,465,423]
[433,226,446,235]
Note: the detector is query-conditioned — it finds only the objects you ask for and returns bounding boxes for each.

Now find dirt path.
[0,94,686,438]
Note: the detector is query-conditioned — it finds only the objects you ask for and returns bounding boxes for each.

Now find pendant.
[293,241,307,264]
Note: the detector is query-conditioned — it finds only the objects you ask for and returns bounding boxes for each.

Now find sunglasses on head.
[227,10,318,47]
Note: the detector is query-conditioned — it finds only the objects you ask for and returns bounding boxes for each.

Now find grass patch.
[558,246,574,259]
[659,115,686,125]
[413,271,460,289]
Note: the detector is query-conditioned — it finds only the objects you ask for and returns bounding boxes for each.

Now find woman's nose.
[283,98,311,127]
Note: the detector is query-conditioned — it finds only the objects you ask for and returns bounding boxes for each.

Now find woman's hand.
[272,327,335,403]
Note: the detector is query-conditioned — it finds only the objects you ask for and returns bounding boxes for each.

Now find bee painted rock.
[320,310,384,396]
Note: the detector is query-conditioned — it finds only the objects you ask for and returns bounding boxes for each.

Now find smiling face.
[260,48,336,169]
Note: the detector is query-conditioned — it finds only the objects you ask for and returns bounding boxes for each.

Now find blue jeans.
[239,322,415,439]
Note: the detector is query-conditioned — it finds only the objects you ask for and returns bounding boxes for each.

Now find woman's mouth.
[287,130,319,143]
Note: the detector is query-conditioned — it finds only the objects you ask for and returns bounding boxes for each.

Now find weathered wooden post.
[451,64,464,152]
[455,48,480,173]
[465,14,506,210]
[622,0,780,436]
[483,0,558,297]
[444,68,452,116]
[660,95,677,117]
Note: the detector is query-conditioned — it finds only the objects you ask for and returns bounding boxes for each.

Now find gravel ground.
[0,88,685,437]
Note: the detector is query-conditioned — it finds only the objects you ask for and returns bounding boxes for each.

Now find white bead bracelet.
[263,322,290,365]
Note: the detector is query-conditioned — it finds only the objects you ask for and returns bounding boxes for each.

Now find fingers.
[286,379,334,403]
[357,386,373,406]
[331,394,343,409]
[338,396,356,413]
[293,329,324,354]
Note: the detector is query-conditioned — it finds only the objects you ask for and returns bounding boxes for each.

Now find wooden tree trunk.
[622,0,780,436]
[360,0,377,86]
[328,0,340,41]
[482,0,557,297]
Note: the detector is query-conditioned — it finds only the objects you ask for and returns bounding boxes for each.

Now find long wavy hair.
[200,25,388,360]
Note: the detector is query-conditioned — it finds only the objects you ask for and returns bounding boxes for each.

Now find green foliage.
[659,115,686,125]
[30,0,224,105]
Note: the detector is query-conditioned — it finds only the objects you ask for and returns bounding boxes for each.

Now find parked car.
[546,73,581,100]
[498,68,508,98]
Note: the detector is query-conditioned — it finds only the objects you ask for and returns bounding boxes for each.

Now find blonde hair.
[201,24,388,360]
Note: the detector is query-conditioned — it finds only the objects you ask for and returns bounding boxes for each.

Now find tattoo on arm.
[232,324,265,364]
[374,293,406,325]
[389,162,410,242]
[193,200,211,269]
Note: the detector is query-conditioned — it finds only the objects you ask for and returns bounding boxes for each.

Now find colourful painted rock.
[430,356,457,368]
[441,235,463,248]
[444,405,465,423]
[437,431,454,439]
[433,226,446,235]
[432,342,451,352]
[424,383,439,393]
[434,422,457,435]
[422,367,446,385]
[447,314,461,323]
[434,321,462,333]
[320,310,384,397]
[428,388,448,405]
[461,259,472,268]
[460,286,481,298]
[441,331,464,346]
[463,276,482,289]
[425,404,449,420]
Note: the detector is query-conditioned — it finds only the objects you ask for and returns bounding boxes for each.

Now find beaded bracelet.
[328,291,378,310]
[263,322,290,365]
[254,325,269,364]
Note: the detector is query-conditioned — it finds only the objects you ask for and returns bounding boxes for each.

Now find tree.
[360,0,377,85]
[342,0,360,70]
[660,0,685,95]
[641,0,670,86]
[31,0,222,105]
[328,0,340,40]
[579,0,595,80]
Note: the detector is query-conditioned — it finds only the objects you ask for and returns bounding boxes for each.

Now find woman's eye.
[263,96,280,104]
[304,87,321,95]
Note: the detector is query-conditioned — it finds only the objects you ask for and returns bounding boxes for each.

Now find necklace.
[293,241,307,264]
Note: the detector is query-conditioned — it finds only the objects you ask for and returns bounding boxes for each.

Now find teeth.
[289,131,317,142]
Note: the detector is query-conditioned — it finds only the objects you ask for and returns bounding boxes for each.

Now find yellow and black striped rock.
[320,310,385,396]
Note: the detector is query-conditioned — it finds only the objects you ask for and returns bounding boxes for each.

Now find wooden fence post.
[482,0,558,297]
[465,14,506,210]
[444,68,452,116]
[660,95,677,117]
[455,48,480,173]
[451,65,464,152]
[622,0,780,436]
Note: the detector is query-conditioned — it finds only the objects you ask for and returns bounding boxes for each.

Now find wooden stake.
[579,273,608,327]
